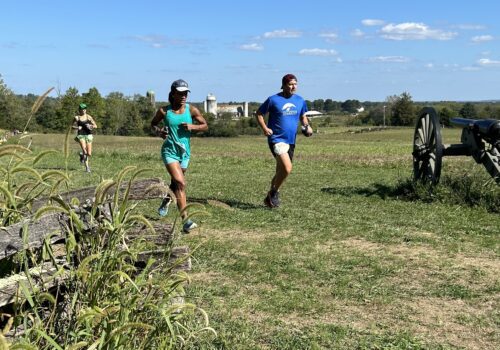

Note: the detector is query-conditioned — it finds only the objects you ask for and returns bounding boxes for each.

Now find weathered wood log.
[126,222,174,245]
[0,245,190,308]
[0,262,65,308]
[0,212,66,260]
[2,178,169,261]
[31,177,166,213]
[0,178,185,309]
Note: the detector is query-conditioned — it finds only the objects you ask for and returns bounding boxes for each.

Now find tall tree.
[104,92,128,135]
[49,87,80,131]
[390,92,415,126]
[82,87,106,122]
[365,106,385,125]
[459,102,478,119]
[439,107,454,127]
[133,94,155,134]
[312,99,324,111]
[118,104,143,136]
[341,99,361,113]
[0,75,27,131]
[323,99,340,112]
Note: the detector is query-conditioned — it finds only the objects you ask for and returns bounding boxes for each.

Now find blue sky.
[1,0,500,102]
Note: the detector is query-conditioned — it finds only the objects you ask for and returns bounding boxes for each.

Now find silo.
[146,90,155,107]
[206,93,217,116]
[244,102,248,117]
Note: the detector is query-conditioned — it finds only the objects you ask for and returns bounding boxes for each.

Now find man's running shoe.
[182,219,198,233]
[264,190,280,208]
[79,152,85,163]
[158,196,172,217]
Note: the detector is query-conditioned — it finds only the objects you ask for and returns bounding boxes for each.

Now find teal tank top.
[162,103,192,159]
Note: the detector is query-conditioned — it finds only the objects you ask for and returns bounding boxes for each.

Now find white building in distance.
[203,93,248,118]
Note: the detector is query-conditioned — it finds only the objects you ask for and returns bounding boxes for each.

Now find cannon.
[412,107,500,184]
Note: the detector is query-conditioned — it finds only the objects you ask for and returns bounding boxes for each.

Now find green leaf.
[33,328,64,350]
[41,170,70,182]
[34,205,67,221]
[32,149,59,166]
[18,280,35,308]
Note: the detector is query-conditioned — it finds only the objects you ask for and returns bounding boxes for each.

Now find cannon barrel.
[451,117,500,141]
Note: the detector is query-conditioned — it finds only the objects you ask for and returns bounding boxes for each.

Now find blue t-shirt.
[258,93,308,144]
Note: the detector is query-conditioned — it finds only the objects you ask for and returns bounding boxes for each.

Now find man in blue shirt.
[256,74,312,208]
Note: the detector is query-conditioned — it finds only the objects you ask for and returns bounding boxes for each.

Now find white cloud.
[239,43,263,51]
[299,48,338,56]
[362,19,385,26]
[351,29,365,38]
[461,66,481,71]
[262,29,302,39]
[477,58,500,66]
[129,34,185,48]
[368,56,410,63]
[454,24,486,30]
[425,63,434,68]
[380,22,457,40]
[319,32,338,42]
[471,35,494,43]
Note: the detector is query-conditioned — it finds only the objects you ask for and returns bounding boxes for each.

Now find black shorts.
[268,142,295,162]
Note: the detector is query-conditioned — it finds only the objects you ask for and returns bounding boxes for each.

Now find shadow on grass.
[321,183,403,200]
[189,197,262,210]
[36,166,80,171]
[321,176,500,213]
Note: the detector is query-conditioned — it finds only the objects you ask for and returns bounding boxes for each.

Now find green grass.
[26,127,499,349]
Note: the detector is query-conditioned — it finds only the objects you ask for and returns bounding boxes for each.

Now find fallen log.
[0,178,189,309]
[2,178,168,261]
[0,212,66,260]
[0,262,65,308]
[31,177,166,212]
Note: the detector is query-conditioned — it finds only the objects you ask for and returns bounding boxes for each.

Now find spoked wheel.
[412,107,443,184]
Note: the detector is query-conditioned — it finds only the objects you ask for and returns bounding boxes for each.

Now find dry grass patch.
[406,297,498,350]
[200,228,293,243]
[302,153,410,166]
[189,271,226,284]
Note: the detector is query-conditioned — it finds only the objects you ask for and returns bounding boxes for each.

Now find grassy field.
[28,127,499,349]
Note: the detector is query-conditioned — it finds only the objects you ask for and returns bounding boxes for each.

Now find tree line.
[306,92,500,126]
[1,75,499,137]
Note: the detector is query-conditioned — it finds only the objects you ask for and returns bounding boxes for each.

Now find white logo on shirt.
[282,103,296,112]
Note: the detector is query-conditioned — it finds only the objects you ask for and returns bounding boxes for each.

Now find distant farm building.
[203,94,248,118]
[305,110,323,118]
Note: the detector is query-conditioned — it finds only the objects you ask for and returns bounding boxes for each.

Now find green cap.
[79,103,87,110]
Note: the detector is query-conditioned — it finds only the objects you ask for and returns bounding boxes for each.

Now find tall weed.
[1,91,214,349]
[394,173,500,212]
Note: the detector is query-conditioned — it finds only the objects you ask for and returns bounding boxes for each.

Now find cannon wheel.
[412,107,443,184]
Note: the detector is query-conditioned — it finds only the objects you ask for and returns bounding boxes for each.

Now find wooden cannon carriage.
[412,107,500,184]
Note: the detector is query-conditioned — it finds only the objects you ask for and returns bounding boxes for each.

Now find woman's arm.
[151,108,168,138]
[72,116,80,130]
[186,105,208,132]
[88,115,97,129]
